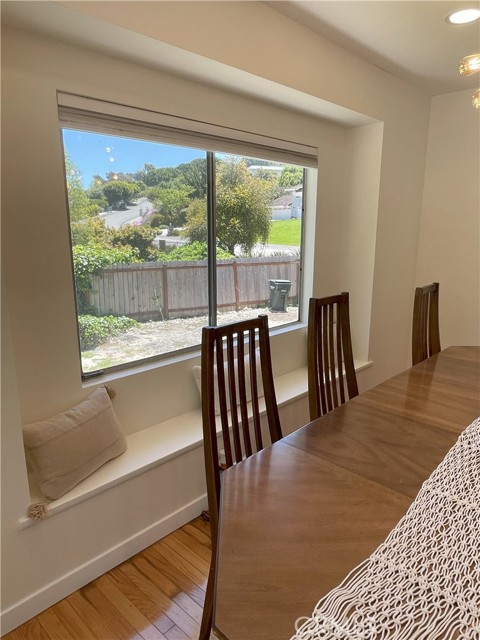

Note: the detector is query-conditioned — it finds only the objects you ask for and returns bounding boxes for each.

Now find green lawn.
[268,219,301,246]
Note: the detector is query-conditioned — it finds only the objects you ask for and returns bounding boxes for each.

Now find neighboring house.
[270,184,303,220]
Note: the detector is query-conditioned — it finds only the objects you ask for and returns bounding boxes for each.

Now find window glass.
[62,128,305,377]
[213,154,302,327]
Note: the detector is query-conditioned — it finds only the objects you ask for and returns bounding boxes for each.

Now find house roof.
[272,185,303,207]
[272,194,293,208]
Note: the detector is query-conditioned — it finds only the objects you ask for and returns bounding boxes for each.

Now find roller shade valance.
[57,92,318,168]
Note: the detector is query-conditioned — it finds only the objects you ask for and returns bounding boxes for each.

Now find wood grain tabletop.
[213,347,480,640]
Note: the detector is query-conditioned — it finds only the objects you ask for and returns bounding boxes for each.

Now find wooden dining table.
[212,346,480,640]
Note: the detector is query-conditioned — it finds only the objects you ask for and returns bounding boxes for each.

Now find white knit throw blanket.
[291,416,480,640]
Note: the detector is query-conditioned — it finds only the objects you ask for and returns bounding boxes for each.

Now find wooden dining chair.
[412,282,441,365]
[307,293,358,421]
[199,314,282,640]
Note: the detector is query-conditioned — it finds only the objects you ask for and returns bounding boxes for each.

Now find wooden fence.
[88,256,300,321]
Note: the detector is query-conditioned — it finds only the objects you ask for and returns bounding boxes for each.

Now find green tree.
[184,159,273,254]
[102,181,140,208]
[65,153,99,222]
[72,244,140,313]
[70,216,110,247]
[147,213,166,229]
[85,177,109,211]
[215,158,273,254]
[279,165,303,187]
[101,181,126,208]
[109,225,158,261]
[242,158,276,168]
[150,186,192,233]
[134,163,181,188]
[183,199,207,243]
[128,182,141,201]
[177,158,207,199]
[105,171,136,183]
[251,167,284,199]
[251,167,279,182]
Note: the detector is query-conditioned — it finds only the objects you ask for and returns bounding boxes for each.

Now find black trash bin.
[268,279,292,312]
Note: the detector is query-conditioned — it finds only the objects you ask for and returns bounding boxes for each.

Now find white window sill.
[19,360,371,529]
[83,321,307,388]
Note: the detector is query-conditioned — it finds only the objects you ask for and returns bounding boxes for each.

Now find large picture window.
[60,100,314,377]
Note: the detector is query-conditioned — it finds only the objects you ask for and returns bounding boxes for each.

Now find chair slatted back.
[308,293,358,421]
[412,282,441,365]
[202,315,281,523]
[199,314,282,640]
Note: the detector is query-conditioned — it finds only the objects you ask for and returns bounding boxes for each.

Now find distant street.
[154,234,298,256]
[100,197,154,229]
[100,198,298,256]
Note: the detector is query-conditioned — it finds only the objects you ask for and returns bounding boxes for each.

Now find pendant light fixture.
[459,53,480,108]
[473,88,480,109]
[459,53,480,76]
[449,7,480,108]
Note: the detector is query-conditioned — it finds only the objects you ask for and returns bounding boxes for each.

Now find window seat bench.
[20,360,370,530]
[19,366,311,529]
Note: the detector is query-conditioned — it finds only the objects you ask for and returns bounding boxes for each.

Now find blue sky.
[62,129,205,188]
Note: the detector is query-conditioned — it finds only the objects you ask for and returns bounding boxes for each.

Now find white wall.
[1,25,349,431]
[415,89,480,347]
[0,25,344,632]
[1,0,438,630]
[340,123,384,362]
[1,282,32,620]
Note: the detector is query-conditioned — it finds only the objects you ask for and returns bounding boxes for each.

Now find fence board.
[88,257,299,321]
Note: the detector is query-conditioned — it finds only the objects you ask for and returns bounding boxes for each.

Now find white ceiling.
[1,0,479,110]
[0,0,375,126]
[268,1,480,95]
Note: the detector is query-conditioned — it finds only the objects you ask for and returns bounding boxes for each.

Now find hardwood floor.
[3,517,211,640]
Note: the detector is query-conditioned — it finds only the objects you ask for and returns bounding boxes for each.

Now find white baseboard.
[0,494,207,635]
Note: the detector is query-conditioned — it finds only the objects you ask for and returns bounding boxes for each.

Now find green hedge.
[78,314,138,350]
[73,244,140,313]
[157,241,232,262]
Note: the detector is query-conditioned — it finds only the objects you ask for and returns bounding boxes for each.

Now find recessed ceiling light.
[447,8,480,24]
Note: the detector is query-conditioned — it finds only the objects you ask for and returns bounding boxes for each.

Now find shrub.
[73,244,140,312]
[148,214,166,229]
[157,241,233,262]
[88,196,109,212]
[109,225,158,261]
[183,198,207,243]
[78,314,138,350]
[70,216,110,247]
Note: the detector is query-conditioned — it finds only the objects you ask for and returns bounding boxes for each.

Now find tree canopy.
[184,158,273,255]
[177,158,207,199]
[65,151,300,264]
[183,199,207,244]
[279,165,303,187]
[65,154,100,222]
[216,159,273,254]
[102,181,141,208]
[149,186,192,232]
[110,225,158,261]
[133,164,180,189]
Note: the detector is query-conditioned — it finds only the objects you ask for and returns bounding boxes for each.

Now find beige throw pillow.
[23,386,126,500]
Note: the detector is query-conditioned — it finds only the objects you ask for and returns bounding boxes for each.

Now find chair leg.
[199,559,215,640]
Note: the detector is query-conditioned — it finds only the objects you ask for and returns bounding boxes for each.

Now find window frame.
[58,95,317,379]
